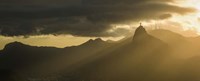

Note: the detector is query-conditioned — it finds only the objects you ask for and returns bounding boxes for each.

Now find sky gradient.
[0,0,200,49]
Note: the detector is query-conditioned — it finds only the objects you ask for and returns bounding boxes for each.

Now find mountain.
[1,25,200,81]
[81,38,105,45]
[0,25,172,81]
[0,41,62,69]
[148,29,188,44]
[66,26,200,81]
[0,38,114,81]
[149,29,200,58]
[0,38,112,69]
[61,25,172,81]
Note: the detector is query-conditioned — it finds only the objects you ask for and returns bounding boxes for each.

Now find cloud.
[0,0,196,37]
[159,14,172,20]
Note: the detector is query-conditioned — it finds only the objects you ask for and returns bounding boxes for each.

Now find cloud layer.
[0,0,196,37]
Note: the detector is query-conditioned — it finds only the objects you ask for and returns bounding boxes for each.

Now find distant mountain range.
[149,29,200,58]
[1,25,200,81]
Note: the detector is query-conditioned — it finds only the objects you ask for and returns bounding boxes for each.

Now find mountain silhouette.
[1,24,200,81]
[133,23,148,41]
[65,24,172,81]
[149,29,200,58]
[148,29,188,45]
[133,24,166,46]
[4,41,27,49]
[0,38,114,81]
[79,38,108,47]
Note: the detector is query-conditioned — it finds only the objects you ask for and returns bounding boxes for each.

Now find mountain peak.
[82,38,105,46]
[94,38,104,42]
[134,24,147,35]
[5,41,24,46]
[3,41,27,50]
[132,24,148,41]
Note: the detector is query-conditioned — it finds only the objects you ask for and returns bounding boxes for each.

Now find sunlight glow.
[171,0,200,35]
[138,0,200,36]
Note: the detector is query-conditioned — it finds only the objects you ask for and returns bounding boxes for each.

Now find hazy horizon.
[1,0,200,50]
[1,0,200,81]
[0,27,199,50]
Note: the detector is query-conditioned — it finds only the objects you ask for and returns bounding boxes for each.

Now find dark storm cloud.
[0,0,196,37]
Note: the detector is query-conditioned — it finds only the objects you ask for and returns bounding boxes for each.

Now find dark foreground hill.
[1,25,200,81]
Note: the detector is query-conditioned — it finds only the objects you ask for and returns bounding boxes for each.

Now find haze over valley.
[1,0,200,81]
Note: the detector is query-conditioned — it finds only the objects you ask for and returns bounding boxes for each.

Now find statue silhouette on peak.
[135,23,147,35]
[133,23,148,41]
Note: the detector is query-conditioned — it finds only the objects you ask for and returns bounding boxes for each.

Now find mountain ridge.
[1,26,200,81]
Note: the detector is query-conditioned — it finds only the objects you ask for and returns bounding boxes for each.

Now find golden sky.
[0,35,123,50]
[1,0,200,50]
